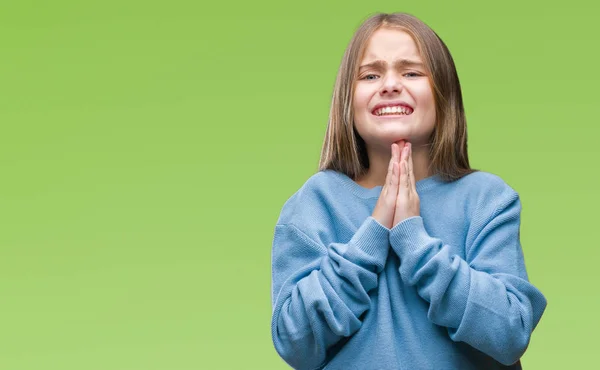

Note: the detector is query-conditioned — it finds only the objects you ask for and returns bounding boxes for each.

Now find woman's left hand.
[392,142,420,228]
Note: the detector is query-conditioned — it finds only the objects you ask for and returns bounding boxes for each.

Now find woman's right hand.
[372,141,404,229]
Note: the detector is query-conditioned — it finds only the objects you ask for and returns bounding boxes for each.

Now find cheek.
[415,87,435,114]
[353,85,375,112]
[353,93,366,111]
[424,97,437,127]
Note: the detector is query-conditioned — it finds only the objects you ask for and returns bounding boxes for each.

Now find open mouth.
[372,105,414,117]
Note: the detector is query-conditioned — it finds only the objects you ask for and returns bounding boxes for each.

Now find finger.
[385,143,399,189]
[392,142,401,182]
[390,162,399,195]
[393,142,401,163]
[403,161,410,189]
[385,161,399,205]
[400,142,408,163]
[393,146,400,186]
[396,140,405,157]
[408,143,415,190]
[401,146,410,187]
[398,153,406,192]
[396,160,408,210]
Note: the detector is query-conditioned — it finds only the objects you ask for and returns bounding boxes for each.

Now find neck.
[356,143,432,188]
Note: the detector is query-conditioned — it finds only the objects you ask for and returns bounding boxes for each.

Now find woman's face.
[353,28,436,151]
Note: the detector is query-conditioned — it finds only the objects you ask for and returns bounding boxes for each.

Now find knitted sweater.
[270,169,547,369]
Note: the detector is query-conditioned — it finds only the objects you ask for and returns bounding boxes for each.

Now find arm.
[271,217,389,370]
[389,191,547,366]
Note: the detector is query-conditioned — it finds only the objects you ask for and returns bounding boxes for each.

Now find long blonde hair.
[318,12,475,182]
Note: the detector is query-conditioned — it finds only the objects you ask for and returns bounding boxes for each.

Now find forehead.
[360,28,421,62]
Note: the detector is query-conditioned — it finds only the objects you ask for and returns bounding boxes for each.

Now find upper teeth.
[374,106,412,116]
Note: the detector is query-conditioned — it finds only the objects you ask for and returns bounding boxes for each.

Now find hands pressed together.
[372,141,421,230]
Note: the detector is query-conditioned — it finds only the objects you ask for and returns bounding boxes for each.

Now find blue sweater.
[270,169,547,369]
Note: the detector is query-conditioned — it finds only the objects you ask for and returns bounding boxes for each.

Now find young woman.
[270,12,546,370]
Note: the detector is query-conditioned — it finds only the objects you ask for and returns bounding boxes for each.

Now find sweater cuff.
[346,216,390,268]
[389,216,432,257]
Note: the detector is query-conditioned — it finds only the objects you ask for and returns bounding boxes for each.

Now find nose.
[380,74,403,95]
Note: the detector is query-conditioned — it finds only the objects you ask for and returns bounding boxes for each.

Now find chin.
[380,129,413,143]
[362,135,411,151]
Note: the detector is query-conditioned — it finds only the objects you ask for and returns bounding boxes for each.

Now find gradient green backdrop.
[0,0,597,369]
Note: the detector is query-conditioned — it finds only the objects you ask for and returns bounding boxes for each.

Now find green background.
[0,0,597,369]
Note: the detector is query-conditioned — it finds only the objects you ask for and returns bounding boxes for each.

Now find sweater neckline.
[328,169,446,199]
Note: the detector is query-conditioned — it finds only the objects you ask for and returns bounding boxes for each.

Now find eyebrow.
[359,59,424,71]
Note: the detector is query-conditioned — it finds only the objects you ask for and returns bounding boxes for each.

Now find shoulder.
[275,170,347,228]
[450,170,520,217]
[455,170,518,201]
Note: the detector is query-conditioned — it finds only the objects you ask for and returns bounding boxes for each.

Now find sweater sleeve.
[389,191,547,366]
[271,216,389,370]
